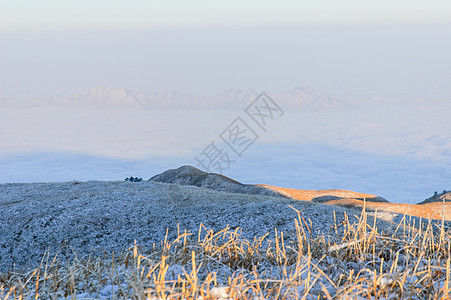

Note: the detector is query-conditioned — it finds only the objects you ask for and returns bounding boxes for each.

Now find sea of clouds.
[1,101,450,204]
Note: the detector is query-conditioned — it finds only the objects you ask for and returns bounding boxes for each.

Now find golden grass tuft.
[1,207,450,299]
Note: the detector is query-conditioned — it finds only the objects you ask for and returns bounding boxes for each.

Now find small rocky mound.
[149,165,286,198]
[419,190,451,204]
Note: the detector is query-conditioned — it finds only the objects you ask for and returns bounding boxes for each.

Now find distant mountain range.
[0,86,351,111]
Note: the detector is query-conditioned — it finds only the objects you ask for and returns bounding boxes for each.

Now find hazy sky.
[1,1,450,98]
[1,1,450,201]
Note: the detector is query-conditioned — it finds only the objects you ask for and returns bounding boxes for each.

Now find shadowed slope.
[149,166,388,203]
[419,191,451,204]
[149,165,285,198]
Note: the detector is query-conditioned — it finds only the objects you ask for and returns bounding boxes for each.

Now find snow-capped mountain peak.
[1,86,350,110]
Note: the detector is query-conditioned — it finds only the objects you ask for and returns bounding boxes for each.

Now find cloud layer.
[1,96,449,204]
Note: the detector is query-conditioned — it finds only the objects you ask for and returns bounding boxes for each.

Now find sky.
[0,1,450,203]
[1,1,451,30]
[1,1,451,99]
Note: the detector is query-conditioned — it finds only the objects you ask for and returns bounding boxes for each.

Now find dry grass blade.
[1,206,450,299]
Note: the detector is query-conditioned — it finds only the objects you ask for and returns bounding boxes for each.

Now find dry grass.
[258,185,384,202]
[260,184,451,221]
[325,198,451,221]
[1,207,451,299]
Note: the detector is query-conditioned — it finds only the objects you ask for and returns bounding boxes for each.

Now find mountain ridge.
[0,86,350,111]
[419,190,451,204]
[149,165,451,220]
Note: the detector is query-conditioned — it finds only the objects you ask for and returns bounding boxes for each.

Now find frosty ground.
[2,181,451,298]
[0,180,399,272]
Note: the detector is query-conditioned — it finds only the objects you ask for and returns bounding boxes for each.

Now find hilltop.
[150,165,451,221]
[419,190,451,204]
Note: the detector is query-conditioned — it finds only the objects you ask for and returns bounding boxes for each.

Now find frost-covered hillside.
[0,180,398,272]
